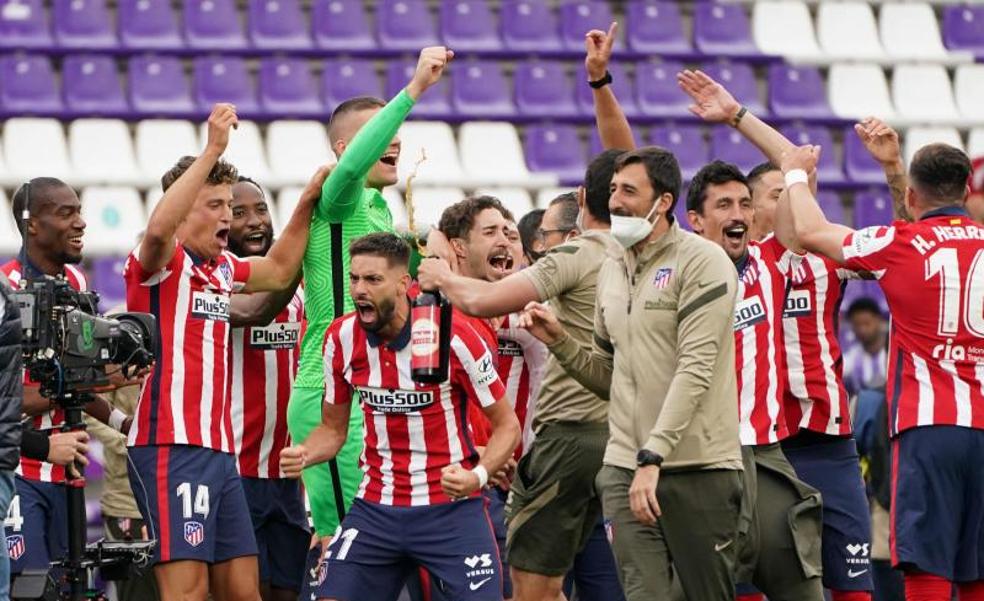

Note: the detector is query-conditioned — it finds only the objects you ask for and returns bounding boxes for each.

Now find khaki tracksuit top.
[549,221,743,472]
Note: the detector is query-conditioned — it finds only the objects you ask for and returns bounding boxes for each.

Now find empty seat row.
[5,53,984,125]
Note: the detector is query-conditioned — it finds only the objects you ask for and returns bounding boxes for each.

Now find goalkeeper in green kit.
[279,46,454,577]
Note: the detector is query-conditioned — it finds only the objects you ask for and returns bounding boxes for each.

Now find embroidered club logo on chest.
[652,268,673,290]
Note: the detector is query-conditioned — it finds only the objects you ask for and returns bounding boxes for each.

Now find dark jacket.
[0,279,23,471]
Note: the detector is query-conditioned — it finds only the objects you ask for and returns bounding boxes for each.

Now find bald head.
[328,96,386,147]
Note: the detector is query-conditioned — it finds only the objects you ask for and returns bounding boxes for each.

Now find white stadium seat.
[458,123,531,187]
[396,121,465,187]
[408,187,465,233]
[475,188,534,222]
[904,127,964,167]
[198,121,272,184]
[145,186,163,213]
[276,187,304,235]
[967,128,984,160]
[266,121,334,187]
[0,190,20,255]
[69,119,142,187]
[381,187,409,231]
[828,64,895,120]
[892,65,959,124]
[2,118,73,184]
[817,2,885,61]
[136,120,198,186]
[955,65,984,122]
[752,1,821,61]
[880,4,950,62]
[536,187,575,208]
[0,143,9,188]
[80,186,147,255]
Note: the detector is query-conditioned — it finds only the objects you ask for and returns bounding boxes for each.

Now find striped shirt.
[497,313,548,457]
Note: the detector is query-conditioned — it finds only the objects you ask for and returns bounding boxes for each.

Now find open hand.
[854,117,902,166]
[677,70,741,124]
[628,465,661,526]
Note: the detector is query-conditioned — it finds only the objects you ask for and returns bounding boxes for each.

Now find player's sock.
[957,581,984,601]
[737,593,765,601]
[905,571,951,601]
[832,590,872,601]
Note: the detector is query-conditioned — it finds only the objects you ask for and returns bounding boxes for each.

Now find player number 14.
[925,247,984,338]
[176,482,210,520]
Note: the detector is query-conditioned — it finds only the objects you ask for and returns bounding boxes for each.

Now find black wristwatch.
[588,70,613,89]
[636,449,663,468]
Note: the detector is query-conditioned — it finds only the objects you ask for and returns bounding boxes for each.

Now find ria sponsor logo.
[734,296,766,331]
[357,386,435,413]
[250,322,301,350]
[191,291,230,322]
[930,339,984,361]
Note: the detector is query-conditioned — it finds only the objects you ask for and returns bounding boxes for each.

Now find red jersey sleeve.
[841,225,900,276]
[222,251,251,292]
[322,324,352,405]
[124,242,185,286]
[450,322,505,409]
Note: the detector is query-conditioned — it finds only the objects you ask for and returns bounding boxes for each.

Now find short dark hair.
[686,161,750,214]
[349,232,411,268]
[235,175,265,198]
[438,195,514,240]
[846,297,884,320]
[11,177,72,236]
[909,143,972,206]
[161,155,238,192]
[517,208,545,258]
[328,96,386,143]
[614,146,682,217]
[747,162,779,191]
[584,149,622,224]
[548,192,580,232]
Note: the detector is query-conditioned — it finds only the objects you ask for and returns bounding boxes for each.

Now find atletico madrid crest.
[184,521,205,547]
[653,268,673,289]
[6,534,24,561]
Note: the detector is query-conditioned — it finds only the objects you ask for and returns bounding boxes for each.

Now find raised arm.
[417,258,540,318]
[586,22,636,151]
[230,270,302,327]
[854,116,911,222]
[139,104,237,274]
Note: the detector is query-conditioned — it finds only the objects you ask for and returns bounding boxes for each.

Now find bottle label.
[411,306,441,369]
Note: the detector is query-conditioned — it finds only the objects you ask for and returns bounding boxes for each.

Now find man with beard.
[227,177,308,601]
[686,161,823,601]
[285,232,519,601]
[417,152,616,601]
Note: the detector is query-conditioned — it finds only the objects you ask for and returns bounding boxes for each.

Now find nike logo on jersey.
[848,569,869,579]
[714,540,733,552]
[469,577,492,591]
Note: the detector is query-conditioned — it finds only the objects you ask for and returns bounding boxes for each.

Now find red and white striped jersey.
[780,250,857,437]
[323,312,506,507]
[2,259,87,483]
[229,288,304,478]
[733,239,789,446]
[497,313,548,458]
[840,208,984,436]
[125,243,251,452]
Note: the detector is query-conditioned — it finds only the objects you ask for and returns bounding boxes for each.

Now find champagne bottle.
[410,290,452,384]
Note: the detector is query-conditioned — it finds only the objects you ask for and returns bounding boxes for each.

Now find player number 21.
[176,482,210,519]
[925,247,984,338]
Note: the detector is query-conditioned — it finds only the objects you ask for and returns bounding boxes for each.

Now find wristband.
[109,408,128,433]
[588,71,613,89]
[731,106,748,128]
[471,465,489,488]
[784,169,809,188]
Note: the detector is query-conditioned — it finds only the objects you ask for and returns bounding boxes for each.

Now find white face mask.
[610,201,661,249]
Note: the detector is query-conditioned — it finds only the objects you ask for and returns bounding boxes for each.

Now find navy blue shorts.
[128,444,257,565]
[3,477,67,574]
[316,497,502,601]
[298,543,327,601]
[891,426,984,581]
[242,477,310,592]
[783,434,874,591]
[563,515,626,601]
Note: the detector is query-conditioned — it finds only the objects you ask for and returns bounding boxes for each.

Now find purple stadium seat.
[768,64,833,119]
[588,129,604,157]
[194,57,259,116]
[128,55,195,116]
[440,0,502,52]
[501,1,562,52]
[651,125,707,181]
[248,0,311,50]
[525,124,586,183]
[184,0,248,50]
[559,1,615,52]
[843,128,887,185]
[0,0,52,50]
[853,189,894,229]
[0,54,62,115]
[816,191,845,226]
[259,58,323,117]
[943,5,984,56]
[118,0,183,50]
[385,60,450,117]
[780,125,844,184]
[577,62,638,118]
[63,55,128,115]
[625,1,690,55]
[377,0,439,51]
[636,60,691,118]
[323,58,382,111]
[514,61,577,117]
[711,128,762,174]
[53,0,115,49]
[693,2,759,57]
[91,257,127,311]
[312,0,374,51]
[701,62,766,116]
[451,60,515,118]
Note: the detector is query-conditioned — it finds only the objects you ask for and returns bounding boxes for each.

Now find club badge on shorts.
[6,535,24,561]
[184,521,205,547]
